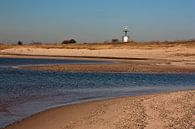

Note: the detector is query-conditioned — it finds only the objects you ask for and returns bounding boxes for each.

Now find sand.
[20,61,195,73]
[1,43,195,73]
[4,90,195,129]
[1,43,195,63]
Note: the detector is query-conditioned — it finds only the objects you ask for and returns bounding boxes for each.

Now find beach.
[1,42,195,73]
[5,90,195,129]
[1,42,195,129]
[1,0,195,128]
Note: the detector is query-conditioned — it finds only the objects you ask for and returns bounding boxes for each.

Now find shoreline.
[5,90,195,129]
[0,54,118,61]
[1,42,195,62]
[0,43,195,73]
[1,54,195,73]
[19,63,195,73]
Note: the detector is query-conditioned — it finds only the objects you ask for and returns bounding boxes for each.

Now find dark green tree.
[17,41,23,45]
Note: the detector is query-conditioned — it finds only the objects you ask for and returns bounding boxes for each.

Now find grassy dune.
[0,44,16,50]
[1,41,195,50]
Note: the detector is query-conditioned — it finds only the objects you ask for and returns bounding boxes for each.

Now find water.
[0,58,195,128]
[0,57,106,67]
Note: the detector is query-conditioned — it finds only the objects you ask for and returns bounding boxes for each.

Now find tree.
[61,39,77,44]
[69,39,77,43]
[112,39,119,43]
[17,41,23,45]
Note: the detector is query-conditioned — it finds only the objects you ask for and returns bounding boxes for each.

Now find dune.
[0,42,195,65]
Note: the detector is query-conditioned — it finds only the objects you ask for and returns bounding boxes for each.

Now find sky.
[0,0,195,43]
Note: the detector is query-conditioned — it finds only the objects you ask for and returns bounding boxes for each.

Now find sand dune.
[1,43,194,72]
[1,43,195,66]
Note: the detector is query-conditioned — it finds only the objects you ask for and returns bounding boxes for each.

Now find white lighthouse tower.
[122,27,129,43]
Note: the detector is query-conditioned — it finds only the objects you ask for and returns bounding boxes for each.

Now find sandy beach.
[1,43,195,62]
[0,42,195,73]
[5,90,195,129]
[1,43,195,129]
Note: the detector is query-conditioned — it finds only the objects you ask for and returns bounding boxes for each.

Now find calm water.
[0,58,195,128]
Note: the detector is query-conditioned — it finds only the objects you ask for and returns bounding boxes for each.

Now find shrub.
[62,39,77,44]
[112,39,119,43]
[17,41,23,45]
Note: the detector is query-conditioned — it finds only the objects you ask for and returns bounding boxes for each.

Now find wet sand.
[20,60,195,73]
[1,52,195,73]
[5,90,195,129]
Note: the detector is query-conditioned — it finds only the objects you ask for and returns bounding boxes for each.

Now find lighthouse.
[122,27,129,43]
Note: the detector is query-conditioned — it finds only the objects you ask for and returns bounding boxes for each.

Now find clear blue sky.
[0,0,195,43]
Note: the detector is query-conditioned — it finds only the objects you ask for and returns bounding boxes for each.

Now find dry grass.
[0,41,195,50]
[0,44,16,50]
[174,53,195,57]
